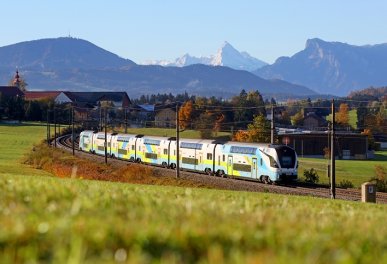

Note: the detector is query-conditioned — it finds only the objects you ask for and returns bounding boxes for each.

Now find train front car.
[79,130,94,152]
[259,145,298,182]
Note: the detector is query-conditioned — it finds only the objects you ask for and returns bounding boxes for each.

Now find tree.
[291,111,304,126]
[195,111,216,139]
[361,129,376,150]
[178,100,193,130]
[234,114,270,143]
[246,114,271,143]
[335,103,349,126]
[231,90,266,129]
[24,100,42,121]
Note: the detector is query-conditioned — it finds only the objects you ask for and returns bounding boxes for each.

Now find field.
[0,122,53,178]
[1,123,387,263]
[298,152,387,187]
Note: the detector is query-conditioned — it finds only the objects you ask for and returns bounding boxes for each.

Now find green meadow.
[298,152,387,187]
[0,122,53,177]
[0,123,386,263]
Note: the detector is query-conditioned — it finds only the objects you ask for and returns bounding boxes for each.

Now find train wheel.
[260,176,269,184]
[217,170,226,178]
[136,158,141,163]
[129,157,135,162]
[170,163,176,169]
[162,162,167,168]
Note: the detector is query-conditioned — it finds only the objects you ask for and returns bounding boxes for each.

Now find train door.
[227,156,233,176]
[252,158,258,179]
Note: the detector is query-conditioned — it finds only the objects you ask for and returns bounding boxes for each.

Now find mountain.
[254,38,387,96]
[0,37,316,98]
[143,41,268,71]
[0,37,135,70]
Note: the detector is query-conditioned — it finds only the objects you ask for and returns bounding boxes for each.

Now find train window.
[218,156,220,166]
[260,159,263,166]
[207,153,213,160]
[223,155,225,162]
[164,149,168,155]
[131,145,135,150]
[174,150,176,156]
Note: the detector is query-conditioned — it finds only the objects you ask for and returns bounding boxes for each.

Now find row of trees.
[177,90,267,138]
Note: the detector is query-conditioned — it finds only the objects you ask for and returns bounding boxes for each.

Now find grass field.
[298,152,387,187]
[1,123,387,263]
[1,173,387,263]
[0,122,53,178]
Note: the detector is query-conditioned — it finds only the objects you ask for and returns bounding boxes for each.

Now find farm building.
[278,132,369,160]
[154,107,176,128]
[24,91,131,108]
[302,113,328,130]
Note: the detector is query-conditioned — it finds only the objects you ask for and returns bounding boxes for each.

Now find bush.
[338,179,354,189]
[303,168,319,184]
[370,165,387,192]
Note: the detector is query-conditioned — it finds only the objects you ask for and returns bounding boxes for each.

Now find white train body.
[79,131,298,182]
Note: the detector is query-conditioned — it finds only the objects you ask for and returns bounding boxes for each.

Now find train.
[79,130,298,183]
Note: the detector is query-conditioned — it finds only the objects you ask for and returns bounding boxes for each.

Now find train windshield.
[274,146,296,168]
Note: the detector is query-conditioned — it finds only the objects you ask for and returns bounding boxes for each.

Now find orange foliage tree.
[178,100,193,130]
[336,103,349,126]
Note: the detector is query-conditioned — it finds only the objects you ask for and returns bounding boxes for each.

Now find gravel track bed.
[57,135,387,204]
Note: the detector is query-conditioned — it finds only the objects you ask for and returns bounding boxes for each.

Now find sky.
[1,0,387,64]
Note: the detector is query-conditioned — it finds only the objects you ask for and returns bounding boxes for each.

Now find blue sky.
[1,0,387,64]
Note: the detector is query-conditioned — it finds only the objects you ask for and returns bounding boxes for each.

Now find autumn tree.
[233,114,270,143]
[233,130,249,142]
[291,111,304,126]
[195,111,216,139]
[178,100,193,130]
[361,128,376,150]
[335,103,349,126]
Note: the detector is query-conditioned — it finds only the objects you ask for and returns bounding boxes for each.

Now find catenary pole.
[46,109,50,145]
[72,106,75,156]
[176,103,180,178]
[124,107,128,134]
[330,99,336,199]
[104,107,108,164]
[54,107,57,148]
[271,104,274,144]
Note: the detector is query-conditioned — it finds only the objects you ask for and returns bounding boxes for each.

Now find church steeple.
[13,69,21,88]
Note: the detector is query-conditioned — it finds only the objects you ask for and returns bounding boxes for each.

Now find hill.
[348,86,387,100]
[0,37,316,98]
[254,38,387,96]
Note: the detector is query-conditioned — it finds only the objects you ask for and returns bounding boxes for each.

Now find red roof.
[24,91,62,101]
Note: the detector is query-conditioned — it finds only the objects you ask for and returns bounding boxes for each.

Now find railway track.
[56,134,387,204]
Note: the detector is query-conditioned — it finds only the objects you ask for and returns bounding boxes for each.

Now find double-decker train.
[79,130,298,183]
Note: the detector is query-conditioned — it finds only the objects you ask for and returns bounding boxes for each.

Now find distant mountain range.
[254,38,387,96]
[0,37,316,99]
[143,41,268,72]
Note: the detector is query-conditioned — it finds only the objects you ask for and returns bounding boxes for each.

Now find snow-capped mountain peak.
[141,42,267,71]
